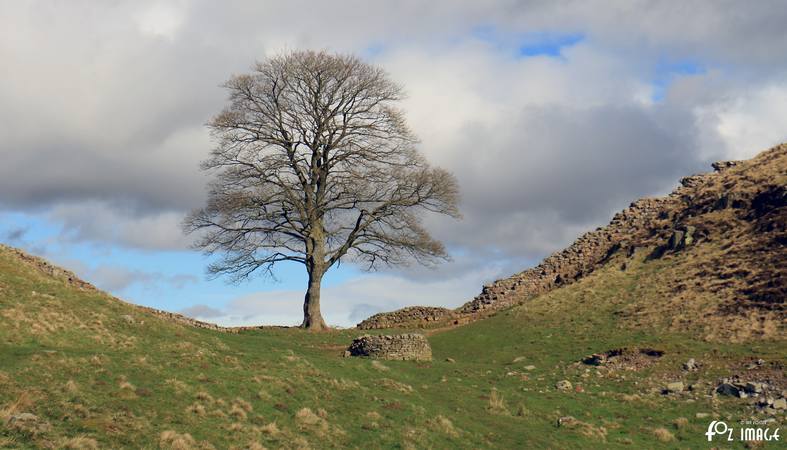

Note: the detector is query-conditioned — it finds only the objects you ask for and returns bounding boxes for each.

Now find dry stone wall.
[357,306,455,330]
[346,334,432,361]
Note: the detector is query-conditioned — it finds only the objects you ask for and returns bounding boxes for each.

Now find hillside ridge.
[0,244,255,333]
[358,143,787,331]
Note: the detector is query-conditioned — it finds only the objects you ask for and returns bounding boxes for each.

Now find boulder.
[716,383,742,397]
[555,380,573,391]
[682,358,698,371]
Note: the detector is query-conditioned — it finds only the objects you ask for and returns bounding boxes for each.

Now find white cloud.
[135,2,186,40]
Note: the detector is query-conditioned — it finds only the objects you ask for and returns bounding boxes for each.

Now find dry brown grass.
[195,391,214,404]
[558,416,608,441]
[370,360,389,371]
[229,404,248,421]
[186,403,206,416]
[379,378,413,393]
[159,430,197,450]
[429,415,459,437]
[486,388,509,415]
[652,427,675,442]
[60,436,99,449]
[259,422,279,436]
[294,408,322,427]
[0,390,36,422]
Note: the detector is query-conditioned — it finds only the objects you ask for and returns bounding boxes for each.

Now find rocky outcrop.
[359,143,787,329]
[357,306,455,330]
[345,334,432,361]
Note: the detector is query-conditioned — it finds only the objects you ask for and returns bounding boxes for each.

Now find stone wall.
[357,306,455,330]
[346,334,432,361]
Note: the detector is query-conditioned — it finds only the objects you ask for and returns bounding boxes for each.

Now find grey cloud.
[88,265,198,292]
[179,304,225,319]
[3,227,28,244]
[0,0,786,265]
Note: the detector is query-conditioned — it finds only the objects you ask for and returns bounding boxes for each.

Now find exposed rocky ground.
[359,144,786,339]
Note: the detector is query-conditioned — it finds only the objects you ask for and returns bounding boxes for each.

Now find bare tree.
[184,50,460,330]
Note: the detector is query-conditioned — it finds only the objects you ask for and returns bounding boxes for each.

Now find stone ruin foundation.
[345,334,432,361]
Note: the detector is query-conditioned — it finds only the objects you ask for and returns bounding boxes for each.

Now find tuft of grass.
[652,427,675,442]
[487,388,508,415]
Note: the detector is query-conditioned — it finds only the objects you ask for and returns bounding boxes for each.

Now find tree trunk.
[301,268,328,331]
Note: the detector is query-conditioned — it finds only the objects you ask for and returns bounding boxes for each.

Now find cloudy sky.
[2,1,786,327]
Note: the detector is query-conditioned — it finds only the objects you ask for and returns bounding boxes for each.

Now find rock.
[8,413,38,424]
[664,382,684,394]
[557,416,578,427]
[555,380,573,391]
[342,350,351,358]
[773,398,787,410]
[445,358,455,363]
[712,160,740,172]
[345,334,432,361]
[683,226,695,246]
[744,382,765,394]
[121,314,135,324]
[683,358,698,371]
[524,365,536,371]
[716,383,742,397]
[7,413,49,434]
[584,354,607,366]
[696,412,711,419]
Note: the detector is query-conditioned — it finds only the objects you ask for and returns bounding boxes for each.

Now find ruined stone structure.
[346,334,432,361]
[357,306,455,330]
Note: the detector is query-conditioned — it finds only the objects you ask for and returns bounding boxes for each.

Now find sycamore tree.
[184,50,459,330]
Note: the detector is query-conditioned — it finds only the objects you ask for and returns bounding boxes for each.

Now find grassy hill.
[0,245,784,449]
[0,145,785,449]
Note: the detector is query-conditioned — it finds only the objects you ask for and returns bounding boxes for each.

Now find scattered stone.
[581,348,664,371]
[584,354,607,366]
[712,160,741,172]
[523,365,536,371]
[7,413,49,434]
[745,359,766,370]
[664,382,684,394]
[555,380,573,391]
[557,416,577,427]
[744,382,765,394]
[716,383,742,397]
[773,398,787,410]
[346,334,432,361]
[121,314,135,324]
[683,358,698,371]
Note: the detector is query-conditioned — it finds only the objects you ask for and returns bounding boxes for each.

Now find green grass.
[0,248,784,449]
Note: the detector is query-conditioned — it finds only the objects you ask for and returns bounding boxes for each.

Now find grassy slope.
[0,247,784,449]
